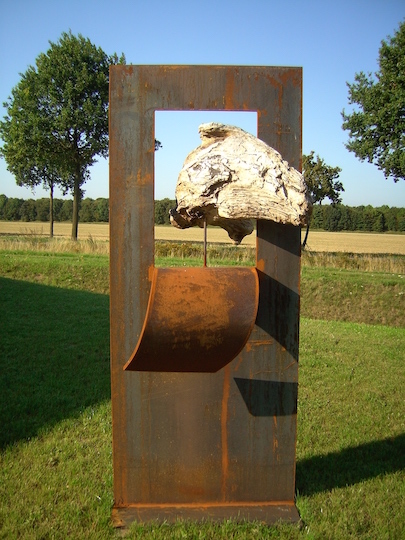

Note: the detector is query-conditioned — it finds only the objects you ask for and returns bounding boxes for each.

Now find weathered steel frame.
[109,65,302,527]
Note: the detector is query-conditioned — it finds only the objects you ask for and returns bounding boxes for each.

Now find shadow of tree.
[296,433,405,496]
[0,277,110,449]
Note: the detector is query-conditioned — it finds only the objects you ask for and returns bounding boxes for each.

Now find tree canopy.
[302,151,343,247]
[302,151,343,205]
[0,31,123,239]
[342,20,405,182]
[0,66,64,235]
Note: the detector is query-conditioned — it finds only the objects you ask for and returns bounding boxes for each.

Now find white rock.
[170,123,312,244]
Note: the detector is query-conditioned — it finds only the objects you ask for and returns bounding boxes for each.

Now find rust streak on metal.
[203,217,207,267]
[225,70,235,109]
[136,170,153,185]
[244,339,274,352]
[114,500,296,509]
[221,363,230,501]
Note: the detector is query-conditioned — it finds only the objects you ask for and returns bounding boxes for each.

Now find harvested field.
[0,221,404,254]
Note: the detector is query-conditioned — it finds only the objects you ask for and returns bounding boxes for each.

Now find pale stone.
[170,123,312,244]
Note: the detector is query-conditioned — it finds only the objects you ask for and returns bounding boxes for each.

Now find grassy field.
[0,239,404,538]
[0,249,403,327]
[1,220,405,253]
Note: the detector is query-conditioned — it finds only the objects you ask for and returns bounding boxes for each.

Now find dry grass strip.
[0,221,404,254]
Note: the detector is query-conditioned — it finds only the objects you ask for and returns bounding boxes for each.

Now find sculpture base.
[112,502,300,528]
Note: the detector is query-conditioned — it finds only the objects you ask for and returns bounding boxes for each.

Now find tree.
[323,205,342,232]
[59,199,73,222]
[53,198,63,222]
[0,195,8,219]
[0,67,63,236]
[79,198,95,222]
[20,199,37,222]
[302,151,343,247]
[342,21,405,182]
[94,198,109,222]
[155,198,176,225]
[3,198,23,221]
[398,208,405,231]
[0,31,123,239]
[338,205,354,231]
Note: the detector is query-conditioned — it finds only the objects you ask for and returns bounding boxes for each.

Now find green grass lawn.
[0,250,404,539]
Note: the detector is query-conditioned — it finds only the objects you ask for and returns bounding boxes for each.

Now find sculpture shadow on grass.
[234,375,404,494]
[296,433,405,496]
[0,277,110,449]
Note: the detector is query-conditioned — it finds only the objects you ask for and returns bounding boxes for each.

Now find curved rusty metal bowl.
[124,266,259,372]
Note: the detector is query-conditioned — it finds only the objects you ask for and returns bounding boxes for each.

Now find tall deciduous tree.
[302,151,343,247]
[0,31,122,239]
[0,67,63,236]
[342,21,405,182]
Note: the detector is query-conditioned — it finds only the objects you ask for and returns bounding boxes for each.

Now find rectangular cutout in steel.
[154,110,258,199]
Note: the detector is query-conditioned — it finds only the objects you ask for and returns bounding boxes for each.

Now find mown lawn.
[0,249,404,539]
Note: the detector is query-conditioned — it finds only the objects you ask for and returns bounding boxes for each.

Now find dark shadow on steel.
[234,378,298,417]
[257,220,302,256]
[256,271,300,358]
[124,267,259,372]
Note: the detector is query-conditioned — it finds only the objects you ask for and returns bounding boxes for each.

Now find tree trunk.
[71,166,81,240]
[302,223,310,249]
[49,182,54,238]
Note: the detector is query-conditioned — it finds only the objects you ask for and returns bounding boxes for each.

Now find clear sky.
[1,0,404,207]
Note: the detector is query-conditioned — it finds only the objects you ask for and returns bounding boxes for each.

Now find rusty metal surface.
[109,65,302,524]
[124,267,259,372]
[112,502,300,527]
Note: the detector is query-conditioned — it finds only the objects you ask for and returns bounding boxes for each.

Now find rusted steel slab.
[112,502,300,527]
[109,65,302,527]
[124,267,259,372]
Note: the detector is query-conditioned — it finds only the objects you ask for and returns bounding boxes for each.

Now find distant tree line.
[310,204,405,232]
[0,195,109,223]
[1,195,404,232]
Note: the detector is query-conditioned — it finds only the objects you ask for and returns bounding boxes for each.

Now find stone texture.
[170,123,312,244]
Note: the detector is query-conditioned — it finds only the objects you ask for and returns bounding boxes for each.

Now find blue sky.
[1,0,404,207]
